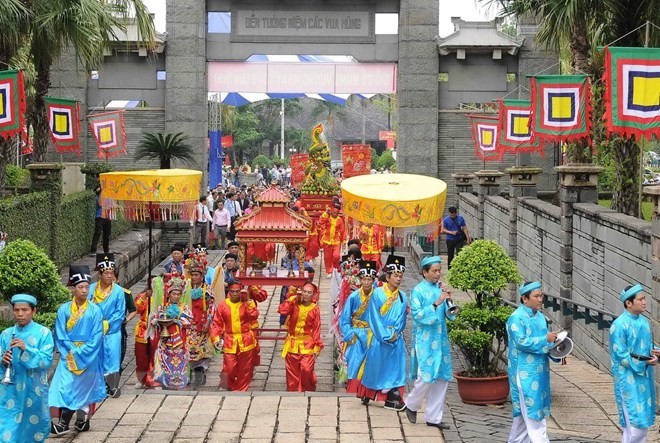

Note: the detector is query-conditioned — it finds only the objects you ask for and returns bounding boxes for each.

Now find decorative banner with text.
[44,97,81,154]
[603,46,660,140]
[0,70,26,140]
[290,153,309,187]
[342,144,372,178]
[469,114,502,162]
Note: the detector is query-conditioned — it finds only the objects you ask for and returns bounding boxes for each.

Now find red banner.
[342,144,371,178]
[221,135,233,148]
[290,153,308,187]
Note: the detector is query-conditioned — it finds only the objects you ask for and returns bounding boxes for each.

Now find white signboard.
[232,9,375,43]
[208,62,397,94]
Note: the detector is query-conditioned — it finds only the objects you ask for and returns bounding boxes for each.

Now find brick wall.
[483,196,510,247]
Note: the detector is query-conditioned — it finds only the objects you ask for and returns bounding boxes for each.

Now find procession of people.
[0,177,656,443]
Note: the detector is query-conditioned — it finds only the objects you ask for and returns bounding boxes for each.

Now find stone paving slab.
[52,235,657,442]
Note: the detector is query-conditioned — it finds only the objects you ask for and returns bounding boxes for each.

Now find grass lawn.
[598,199,653,221]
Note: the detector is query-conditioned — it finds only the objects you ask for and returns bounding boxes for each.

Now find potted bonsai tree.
[446,239,521,405]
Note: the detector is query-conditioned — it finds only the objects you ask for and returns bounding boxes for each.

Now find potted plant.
[446,239,521,405]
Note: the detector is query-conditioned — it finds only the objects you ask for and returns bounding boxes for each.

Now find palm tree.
[135,132,196,169]
[28,0,156,162]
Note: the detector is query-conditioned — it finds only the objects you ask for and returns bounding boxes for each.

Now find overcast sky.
[142,0,497,37]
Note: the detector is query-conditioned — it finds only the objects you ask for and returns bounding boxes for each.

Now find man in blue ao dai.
[610,283,658,443]
[506,281,558,443]
[404,255,455,430]
[0,293,53,442]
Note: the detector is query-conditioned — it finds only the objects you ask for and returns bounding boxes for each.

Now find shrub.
[5,166,30,187]
[33,312,57,330]
[55,191,96,268]
[446,240,521,377]
[0,192,51,253]
[0,240,69,314]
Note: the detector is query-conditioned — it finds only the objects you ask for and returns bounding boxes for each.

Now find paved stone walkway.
[54,242,656,442]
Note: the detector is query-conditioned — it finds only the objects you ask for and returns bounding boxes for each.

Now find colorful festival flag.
[342,144,372,178]
[498,99,543,155]
[88,111,127,158]
[0,70,27,140]
[469,114,502,161]
[603,46,660,140]
[289,153,309,187]
[530,75,591,143]
[44,97,81,154]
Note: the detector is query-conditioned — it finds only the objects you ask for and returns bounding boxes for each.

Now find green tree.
[134,132,196,169]
[251,99,303,157]
[285,128,312,153]
[230,107,261,165]
[377,149,396,170]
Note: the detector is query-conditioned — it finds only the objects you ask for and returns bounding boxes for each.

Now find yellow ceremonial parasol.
[100,169,203,288]
[341,173,447,228]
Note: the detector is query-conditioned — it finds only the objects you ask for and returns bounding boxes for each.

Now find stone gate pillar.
[555,164,602,331]
[474,170,504,239]
[166,0,208,189]
[397,0,439,176]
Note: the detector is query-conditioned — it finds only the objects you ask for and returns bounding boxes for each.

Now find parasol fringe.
[101,199,197,222]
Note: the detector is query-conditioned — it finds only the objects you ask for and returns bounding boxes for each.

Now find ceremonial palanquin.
[233,184,310,287]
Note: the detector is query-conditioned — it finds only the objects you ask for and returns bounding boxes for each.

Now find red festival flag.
[603,46,660,140]
[289,153,308,187]
[469,114,502,161]
[530,75,591,144]
[498,99,543,155]
[44,97,81,154]
[342,144,372,178]
[88,111,127,158]
[0,70,27,140]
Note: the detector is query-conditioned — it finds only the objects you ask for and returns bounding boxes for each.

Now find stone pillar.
[474,170,504,239]
[166,0,208,189]
[555,164,603,331]
[397,0,439,176]
[643,186,660,348]
[506,166,543,301]
[452,173,475,203]
[27,164,64,259]
[505,166,543,258]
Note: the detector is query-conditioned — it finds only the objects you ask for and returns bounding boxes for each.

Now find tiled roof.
[255,185,291,203]
[234,205,311,231]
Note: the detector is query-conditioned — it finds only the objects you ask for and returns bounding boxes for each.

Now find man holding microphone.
[404,256,456,429]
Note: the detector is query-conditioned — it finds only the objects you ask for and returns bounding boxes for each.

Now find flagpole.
[638,21,650,218]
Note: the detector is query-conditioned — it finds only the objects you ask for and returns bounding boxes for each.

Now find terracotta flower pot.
[454,372,510,405]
